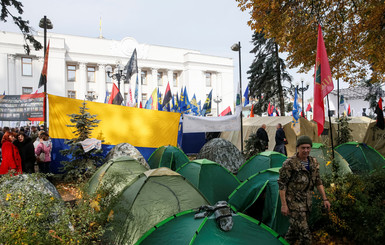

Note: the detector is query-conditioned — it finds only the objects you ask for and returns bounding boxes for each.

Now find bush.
[314,169,385,244]
[0,174,108,244]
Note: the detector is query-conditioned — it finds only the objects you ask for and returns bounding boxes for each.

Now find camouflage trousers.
[285,211,311,245]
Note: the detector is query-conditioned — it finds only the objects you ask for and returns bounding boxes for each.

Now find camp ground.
[176,159,240,204]
[310,143,352,177]
[147,145,189,170]
[335,142,385,173]
[237,151,287,182]
[137,210,288,245]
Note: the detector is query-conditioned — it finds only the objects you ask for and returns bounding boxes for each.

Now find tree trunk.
[274,43,285,116]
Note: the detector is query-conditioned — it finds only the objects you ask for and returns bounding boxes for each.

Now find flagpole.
[326,95,335,159]
[337,77,340,139]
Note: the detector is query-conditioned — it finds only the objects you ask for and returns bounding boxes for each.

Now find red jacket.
[0,141,22,175]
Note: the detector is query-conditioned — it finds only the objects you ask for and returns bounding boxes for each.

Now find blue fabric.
[50,138,156,174]
[181,133,206,154]
[243,86,249,106]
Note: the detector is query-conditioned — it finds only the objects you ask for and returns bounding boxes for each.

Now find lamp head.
[105,65,112,73]
[39,17,53,29]
[231,43,240,51]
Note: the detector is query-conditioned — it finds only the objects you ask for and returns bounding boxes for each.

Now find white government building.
[0,31,235,116]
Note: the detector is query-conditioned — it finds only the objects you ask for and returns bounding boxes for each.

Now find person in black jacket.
[256,124,269,151]
[274,123,287,156]
[14,132,36,173]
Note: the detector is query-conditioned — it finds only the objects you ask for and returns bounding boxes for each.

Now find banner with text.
[0,93,44,121]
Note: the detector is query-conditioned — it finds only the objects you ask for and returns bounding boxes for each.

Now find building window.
[142,93,147,105]
[173,73,178,87]
[87,66,95,82]
[22,57,32,76]
[67,65,76,82]
[157,72,163,86]
[205,72,212,87]
[141,70,147,85]
[124,93,128,102]
[22,87,33,95]
[68,90,76,99]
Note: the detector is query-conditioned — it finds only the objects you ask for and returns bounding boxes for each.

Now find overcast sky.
[1,0,348,102]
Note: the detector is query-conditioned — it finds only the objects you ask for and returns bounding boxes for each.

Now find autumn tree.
[248,31,292,116]
[1,0,42,54]
[236,0,385,84]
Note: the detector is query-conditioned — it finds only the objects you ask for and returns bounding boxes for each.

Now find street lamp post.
[85,91,98,102]
[39,16,53,132]
[231,41,244,153]
[214,96,222,116]
[297,80,309,117]
[106,64,126,91]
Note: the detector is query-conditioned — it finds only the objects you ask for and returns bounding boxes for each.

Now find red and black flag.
[219,106,232,116]
[313,24,334,136]
[162,82,172,108]
[306,103,312,112]
[376,97,384,130]
[38,41,50,88]
[108,83,124,105]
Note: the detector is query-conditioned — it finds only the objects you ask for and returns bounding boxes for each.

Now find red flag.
[313,24,334,136]
[376,97,384,129]
[347,104,351,116]
[108,83,123,105]
[306,103,312,112]
[139,101,143,108]
[38,41,50,88]
[250,104,255,117]
[162,82,172,107]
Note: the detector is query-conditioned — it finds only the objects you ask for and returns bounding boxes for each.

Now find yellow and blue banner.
[49,94,181,173]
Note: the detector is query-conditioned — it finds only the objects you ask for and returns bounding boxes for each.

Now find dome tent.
[237,151,287,182]
[335,142,385,173]
[86,156,148,197]
[105,143,149,168]
[228,168,289,236]
[197,138,245,173]
[310,143,352,177]
[176,159,240,204]
[103,167,209,245]
[137,210,288,245]
[147,145,189,170]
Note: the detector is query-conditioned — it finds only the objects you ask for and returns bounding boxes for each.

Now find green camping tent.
[103,167,209,245]
[86,156,148,197]
[228,168,289,236]
[237,151,287,182]
[176,159,240,204]
[335,142,385,173]
[147,145,189,170]
[137,210,288,245]
[310,143,352,177]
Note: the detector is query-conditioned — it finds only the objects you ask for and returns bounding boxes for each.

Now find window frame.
[173,72,178,87]
[22,87,33,95]
[205,72,212,87]
[157,71,163,86]
[67,64,76,82]
[141,70,148,85]
[87,66,96,82]
[68,90,76,99]
[21,57,33,77]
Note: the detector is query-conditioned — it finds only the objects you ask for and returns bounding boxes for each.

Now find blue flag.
[179,87,185,112]
[197,100,201,116]
[104,90,109,104]
[293,87,300,121]
[201,90,213,116]
[243,86,249,106]
[190,94,199,115]
[157,87,163,111]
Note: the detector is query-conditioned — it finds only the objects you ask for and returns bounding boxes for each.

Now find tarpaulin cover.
[103,168,209,245]
[183,106,242,133]
[335,142,385,173]
[137,210,288,244]
[237,151,287,182]
[48,94,181,173]
[176,159,240,204]
[310,143,352,177]
[228,168,289,236]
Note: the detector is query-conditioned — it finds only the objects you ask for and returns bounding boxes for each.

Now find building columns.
[78,62,87,100]
[97,64,106,103]
[8,55,16,94]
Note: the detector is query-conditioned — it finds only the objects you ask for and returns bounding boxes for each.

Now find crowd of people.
[0,126,52,175]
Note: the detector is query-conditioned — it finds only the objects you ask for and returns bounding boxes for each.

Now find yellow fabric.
[48,94,181,147]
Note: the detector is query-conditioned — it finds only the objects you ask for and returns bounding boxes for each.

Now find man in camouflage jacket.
[278,135,331,245]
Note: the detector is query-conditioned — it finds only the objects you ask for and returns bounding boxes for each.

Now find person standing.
[274,123,287,155]
[0,131,22,175]
[278,136,331,245]
[14,132,36,173]
[256,124,269,151]
[35,132,52,174]
[29,126,39,143]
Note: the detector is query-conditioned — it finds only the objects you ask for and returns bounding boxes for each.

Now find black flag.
[124,49,138,82]
[376,97,384,130]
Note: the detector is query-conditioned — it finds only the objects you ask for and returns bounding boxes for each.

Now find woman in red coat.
[0,131,22,175]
